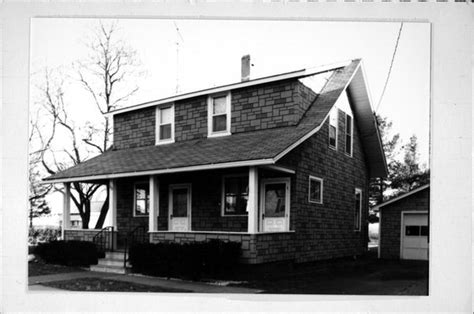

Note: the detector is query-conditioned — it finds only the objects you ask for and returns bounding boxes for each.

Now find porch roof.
[44,59,388,183]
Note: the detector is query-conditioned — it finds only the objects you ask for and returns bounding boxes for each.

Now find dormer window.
[156,104,174,144]
[208,92,231,137]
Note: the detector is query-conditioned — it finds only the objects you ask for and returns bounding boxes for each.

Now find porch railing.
[123,225,148,268]
[92,226,115,256]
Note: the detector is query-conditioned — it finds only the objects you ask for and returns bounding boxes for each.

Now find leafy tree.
[390,135,430,193]
[369,114,401,206]
[370,115,430,209]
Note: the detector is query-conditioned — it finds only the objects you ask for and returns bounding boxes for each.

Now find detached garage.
[374,184,430,260]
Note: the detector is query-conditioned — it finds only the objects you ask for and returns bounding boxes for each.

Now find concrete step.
[105,251,127,260]
[98,259,125,267]
[90,264,128,274]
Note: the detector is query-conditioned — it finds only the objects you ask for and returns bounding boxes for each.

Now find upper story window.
[308,176,323,204]
[222,175,248,216]
[208,92,231,137]
[328,108,338,149]
[156,104,174,144]
[344,113,353,156]
[134,182,149,217]
[354,188,362,231]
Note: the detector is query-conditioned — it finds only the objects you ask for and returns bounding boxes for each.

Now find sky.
[30,18,430,220]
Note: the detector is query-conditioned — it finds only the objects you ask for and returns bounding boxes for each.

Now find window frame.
[207,92,231,137]
[133,181,150,217]
[308,175,323,204]
[221,174,249,217]
[155,103,175,145]
[344,113,353,157]
[328,107,338,150]
[354,188,362,231]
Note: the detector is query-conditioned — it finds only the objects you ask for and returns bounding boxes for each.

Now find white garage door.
[401,212,429,260]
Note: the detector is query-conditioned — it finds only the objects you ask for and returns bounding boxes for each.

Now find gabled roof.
[372,184,430,211]
[44,59,388,183]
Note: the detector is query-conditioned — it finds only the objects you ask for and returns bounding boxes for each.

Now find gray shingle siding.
[112,79,318,150]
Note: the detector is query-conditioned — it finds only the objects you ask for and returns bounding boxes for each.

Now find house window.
[354,188,362,231]
[208,92,231,137]
[156,104,174,144]
[134,182,149,216]
[308,176,323,204]
[345,113,353,156]
[329,108,338,149]
[222,175,248,216]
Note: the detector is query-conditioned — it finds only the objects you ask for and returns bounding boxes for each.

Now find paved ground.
[28,271,263,294]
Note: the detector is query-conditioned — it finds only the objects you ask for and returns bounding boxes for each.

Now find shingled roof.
[44,59,387,183]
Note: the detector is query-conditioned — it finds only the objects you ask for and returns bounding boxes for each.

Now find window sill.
[156,139,175,145]
[222,214,248,217]
[208,131,231,138]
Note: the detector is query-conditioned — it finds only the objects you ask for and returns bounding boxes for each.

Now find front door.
[169,184,192,231]
[260,178,290,232]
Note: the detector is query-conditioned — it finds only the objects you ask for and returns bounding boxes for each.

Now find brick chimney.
[241,55,251,82]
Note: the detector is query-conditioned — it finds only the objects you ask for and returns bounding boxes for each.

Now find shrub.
[129,240,241,280]
[28,227,61,246]
[35,240,99,266]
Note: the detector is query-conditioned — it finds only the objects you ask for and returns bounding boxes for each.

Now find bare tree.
[33,21,142,229]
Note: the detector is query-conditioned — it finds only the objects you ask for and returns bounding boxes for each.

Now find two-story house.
[44,57,387,265]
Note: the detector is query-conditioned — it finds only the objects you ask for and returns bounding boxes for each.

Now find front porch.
[60,165,297,264]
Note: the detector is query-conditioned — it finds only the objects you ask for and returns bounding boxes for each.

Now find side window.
[156,104,174,144]
[222,175,249,216]
[328,108,338,149]
[134,182,149,216]
[345,113,353,156]
[308,176,323,204]
[354,188,362,231]
[208,92,231,137]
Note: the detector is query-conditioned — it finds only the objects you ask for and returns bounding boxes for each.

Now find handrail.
[93,226,115,255]
[123,225,147,269]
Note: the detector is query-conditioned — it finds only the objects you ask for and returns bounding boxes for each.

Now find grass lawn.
[29,260,86,277]
[228,256,428,295]
[42,277,191,293]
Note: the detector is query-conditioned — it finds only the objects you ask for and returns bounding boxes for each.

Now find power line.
[375,22,403,113]
[174,21,185,94]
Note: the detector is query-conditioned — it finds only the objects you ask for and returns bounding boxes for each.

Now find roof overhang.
[105,60,352,118]
[43,158,297,184]
[346,60,388,178]
[372,184,430,211]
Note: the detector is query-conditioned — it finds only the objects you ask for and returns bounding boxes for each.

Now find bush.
[129,240,241,280]
[28,227,61,246]
[35,240,99,266]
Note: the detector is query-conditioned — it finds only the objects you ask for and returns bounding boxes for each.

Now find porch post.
[62,182,71,239]
[247,166,259,233]
[149,175,159,232]
[109,179,117,230]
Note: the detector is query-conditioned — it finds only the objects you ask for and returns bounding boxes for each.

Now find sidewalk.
[28,270,262,294]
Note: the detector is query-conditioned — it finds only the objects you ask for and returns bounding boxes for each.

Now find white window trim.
[155,103,175,145]
[133,181,149,217]
[354,187,362,231]
[221,174,249,217]
[328,108,338,151]
[344,113,353,157]
[168,183,192,231]
[259,177,291,232]
[308,175,324,204]
[207,92,231,137]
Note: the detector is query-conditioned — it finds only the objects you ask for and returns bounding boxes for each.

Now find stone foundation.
[64,229,117,250]
[149,231,296,264]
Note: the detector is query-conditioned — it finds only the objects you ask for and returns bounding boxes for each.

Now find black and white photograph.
[26,17,433,296]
